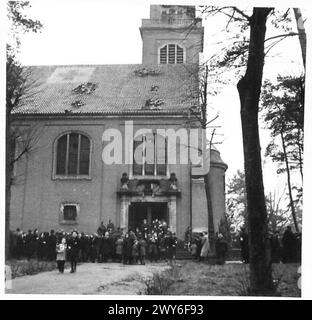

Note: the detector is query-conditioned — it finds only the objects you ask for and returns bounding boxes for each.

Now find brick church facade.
[10,5,227,239]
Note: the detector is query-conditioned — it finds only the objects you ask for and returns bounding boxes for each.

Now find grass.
[143,265,182,295]
[6,259,58,279]
[143,261,301,297]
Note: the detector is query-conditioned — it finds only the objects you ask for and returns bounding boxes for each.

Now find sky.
[8,0,307,198]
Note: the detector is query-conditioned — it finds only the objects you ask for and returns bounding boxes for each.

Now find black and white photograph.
[2,0,311,300]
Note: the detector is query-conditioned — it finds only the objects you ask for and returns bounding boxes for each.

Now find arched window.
[159,44,184,64]
[55,132,91,176]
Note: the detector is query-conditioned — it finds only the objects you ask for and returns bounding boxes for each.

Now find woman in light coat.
[56,237,67,273]
[200,232,210,261]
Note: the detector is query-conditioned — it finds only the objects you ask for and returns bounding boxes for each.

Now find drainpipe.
[187,109,193,234]
[190,160,192,231]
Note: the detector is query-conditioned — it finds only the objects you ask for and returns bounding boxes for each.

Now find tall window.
[159,44,184,64]
[133,133,167,176]
[55,132,90,176]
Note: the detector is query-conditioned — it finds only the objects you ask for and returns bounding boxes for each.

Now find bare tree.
[6,1,43,259]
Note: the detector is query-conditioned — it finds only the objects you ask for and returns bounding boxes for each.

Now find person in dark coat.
[107,219,115,233]
[195,235,202,261]
[158,236,166,261]
[10,229,18,258]
[15,229,24,259]
[37,232,47,260]
[282,226,296,263]
[43,232,50,259]
[19,232,25,257]
[97,222,106,237]
[271,231,281,263]
[148,232,158,262]
[89,234,98,263]
[67,231,80,273]
[33,229,40,259]
[140,219,149,239]
[138,236,147,265]
[215,233,228,265]
[79,233,89,262]
[239,228,249,263]
[123,232,134,265]
[122,234,129,264]
[100,232,112,262]
[165,232,176,264]
[190,238,198,260]
[25,230,36,260]
[47,230,57,261]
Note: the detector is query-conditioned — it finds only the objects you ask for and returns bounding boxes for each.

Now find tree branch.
[233,7,251,21]
[265,32,299,42]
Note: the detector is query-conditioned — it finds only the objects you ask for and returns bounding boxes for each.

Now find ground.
[6,262,169,295]
[6,260,301,297]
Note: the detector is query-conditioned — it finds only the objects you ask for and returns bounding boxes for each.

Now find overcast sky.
[10,0,307,199]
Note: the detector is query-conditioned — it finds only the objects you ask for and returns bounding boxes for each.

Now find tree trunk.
[237,8,274,295]
[280,131,299,232]
[293,8,306,70]
[297,127,303,184]
[204,173,215,252]
[6,113,13,261]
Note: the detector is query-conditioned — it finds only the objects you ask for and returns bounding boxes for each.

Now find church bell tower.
[140,5,204,65]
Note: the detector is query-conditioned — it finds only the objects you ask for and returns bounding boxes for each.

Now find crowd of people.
[185,228,228,265]
[238,226,302,264]
[9,221,301,273]
[9,219,179,273]
[184,225,301,265]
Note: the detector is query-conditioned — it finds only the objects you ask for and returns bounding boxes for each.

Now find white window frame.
[60,202,79,225]
[131,132,169,179]
[52,131,92,180]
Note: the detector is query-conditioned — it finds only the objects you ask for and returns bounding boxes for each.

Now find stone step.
[175,248,193,260]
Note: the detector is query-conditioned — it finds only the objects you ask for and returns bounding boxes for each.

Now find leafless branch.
[265,32,299,42]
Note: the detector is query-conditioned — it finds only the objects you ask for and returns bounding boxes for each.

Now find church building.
[10,5,227,239]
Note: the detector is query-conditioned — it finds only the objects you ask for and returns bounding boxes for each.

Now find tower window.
[159,44,184,64]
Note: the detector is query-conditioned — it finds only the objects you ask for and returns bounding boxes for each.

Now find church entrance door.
[128,202,168,231]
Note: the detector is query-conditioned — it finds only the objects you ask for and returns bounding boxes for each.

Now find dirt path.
[7,262,169,295]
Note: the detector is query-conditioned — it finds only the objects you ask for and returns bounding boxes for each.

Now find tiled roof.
[13,64,198,116]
